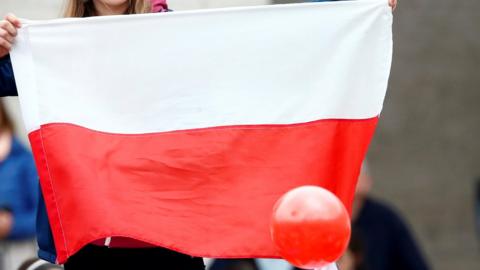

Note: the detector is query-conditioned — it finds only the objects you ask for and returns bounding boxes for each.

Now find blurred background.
[1,0,479,270]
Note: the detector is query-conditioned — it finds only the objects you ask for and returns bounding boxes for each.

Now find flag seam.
[39,128,70,256]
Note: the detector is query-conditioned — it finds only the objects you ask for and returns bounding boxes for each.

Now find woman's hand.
[0,14,21,59]
[389,0,398,11]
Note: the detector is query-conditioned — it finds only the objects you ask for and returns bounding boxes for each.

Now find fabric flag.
[10,0,393,264]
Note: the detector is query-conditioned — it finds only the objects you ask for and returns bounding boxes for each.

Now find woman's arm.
[0,14,21,59]
[0,14,21,97]
[0,55,17,97]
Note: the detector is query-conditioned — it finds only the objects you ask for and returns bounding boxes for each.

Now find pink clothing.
[151,0,168,12]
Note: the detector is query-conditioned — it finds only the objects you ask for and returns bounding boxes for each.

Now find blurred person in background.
[0,100,38,270]
[352,162,430,270]
[335,229,366,270]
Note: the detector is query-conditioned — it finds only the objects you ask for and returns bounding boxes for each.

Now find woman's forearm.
[0,55,18,97]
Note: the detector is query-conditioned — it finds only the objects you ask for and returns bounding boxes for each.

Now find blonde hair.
[64,0,151,18]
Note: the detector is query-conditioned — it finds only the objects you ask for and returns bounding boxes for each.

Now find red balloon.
[270,186,351,269]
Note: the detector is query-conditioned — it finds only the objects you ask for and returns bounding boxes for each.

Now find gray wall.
[273,0,480,269]
[370,1,480,270]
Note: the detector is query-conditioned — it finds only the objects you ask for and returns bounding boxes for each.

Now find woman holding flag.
[1,0,397,269]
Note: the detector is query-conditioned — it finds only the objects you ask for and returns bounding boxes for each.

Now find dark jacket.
[354,198,430,270]
[0,55,17,96]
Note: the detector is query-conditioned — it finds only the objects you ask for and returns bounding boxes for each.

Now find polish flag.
[11,0,392,264]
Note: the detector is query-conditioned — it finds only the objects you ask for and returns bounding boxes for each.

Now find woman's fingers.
[0,14,20,57]
[389,0,398,11]
[5,13,21,29]
[0,29,14,43]
[0,20,17,37]
[0,38,12,51]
